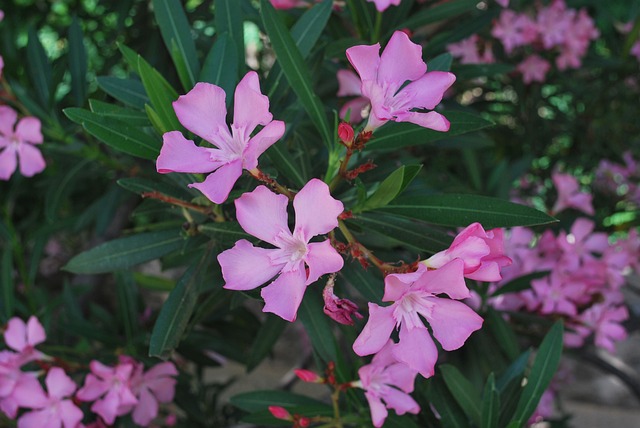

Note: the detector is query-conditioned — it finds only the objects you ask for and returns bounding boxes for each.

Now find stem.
[331,389,343,428]
[372,11,382,43]
[248,168,296,200]
[140,192,218,218]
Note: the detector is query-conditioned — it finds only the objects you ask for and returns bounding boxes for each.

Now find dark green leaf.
[453,63,515,80]
[89,99,150,126]
[63,229,185,274]
[198,222,251,245]
[45,158,92,222]
[481,373,500,428]
[485,308,520,360]
[246,315,288,371]
[1,247,14,320]
[215,0,245,72]
[27,27,52,108]
[496,350,531,393]
[230,390,328,413]
[298,287,338,363]
[96,77,150,109]
[359,165,422,212]
[377,194,557,228]
[441,364,482,426]
[115,272,139,350]
[68,16,88,106]
[397,0,477,32]
[265,143,309,188]
[339,259,383,303]
[200,33,238,102]
[429,52,453,72]
[117,177,190,200]
[424,376,470,428]
[137,56,182,133]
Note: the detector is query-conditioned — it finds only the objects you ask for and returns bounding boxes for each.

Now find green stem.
[331,389,343,428]
[372,11,383,43]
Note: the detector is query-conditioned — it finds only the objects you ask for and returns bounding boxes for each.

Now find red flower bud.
[294,369,323,383]
[268,406,292,421]
[338,122,354,145]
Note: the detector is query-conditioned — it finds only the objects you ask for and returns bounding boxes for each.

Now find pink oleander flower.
[353,261,483,378]
[156,71,285,204]
[270,0,307,8]
[565,304,628,353]
[128,361,178,426]
[0,106,46,180]
[551,171,594,216]
[536,0,571,50]
[345,31,456,132]
[4,316,47,364]
[218,179,344,322]
[0,55,3,79]
[337,69,370,124]
[556,218,608,271]
[423,223,512,282]
[366,0,401,12]
[495,0,509,6]
[491,10,537,54]
[447,35,494,65]
[294,369,323,383]
[517,54,551,84]
[356,340,420,427]
[13,367,83,428]
[76,360,138,425]
[530,272,585,316]
[632,40,640,61]
[0,352,41,419]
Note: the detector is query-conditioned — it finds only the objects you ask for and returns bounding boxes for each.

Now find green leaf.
[137,56,182,133]
[63,229,185,274]
[149,258,208,359]
[214,0,245,72]
[424,376,470,428]
[359,165,422,212]
[265,143,309,188]
[485,308,520,360]
[491,271,549,297]
[339,260,383,303]
[68,16,88,106]
[481,373,500,428]
[118,43,142,74]
[511,321,564,426]
[64,107,160,159]
[496,350,531,393]
[298,287,338,363]
[398,0,477,32]
[96,76,150,109]
[117,177,191,200]
[198,222,251,245]
[27,27,52,108]
[367,111,494,151]
[428,52,453,72]
[246,315,288,371]
[1,247,14,320]
[45,158,92,222]
[261,0,332,149]
[152,0,200,89]
[199,33,238,101]
[133,272,175,291]
[230,390,328,413]
[440,364,482,426]
[377,194,557,228]
[115,272,139,350]
[453,63,515,80]
[89,99,150,127]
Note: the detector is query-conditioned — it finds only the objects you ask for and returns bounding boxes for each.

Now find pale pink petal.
[156,131,221,174]
[235,185,290,246]
[427,297,483,350]
[397,71,456,110]
[173,82,228,142]
[233,71,273,133]
[17,409,53,428]
[395,111,450,131]
[393,325,438,378]
[16,144,46,177]
[144,377,177,403]
[339,97,370,123]
[304,240,344,284]
[0,106,17,137]
[15,117,43,144]
[465,261,502,282]
[353,303,397,356]
[0,396,19,418]
[367,0,402,12]
[143,362,178,380]
[293,179,344,240]
[91,390,121,425]
[382,266,426,302]
[261,268,307,322]
[386,363,418,393]
[219,240,283,290]
[189,159,243,204]
[0,145,17,180]
[4,318,27,352]
[26,316,46,347]
[132,387,158,426]
[378,32,427,91]
[337,69,362,97]
[416,259,469,299]
[45,368,76,400]
[382,387,420,415]
[365,392,388,428]
[346,43,381,83]
[243,120,285,170]
[12,376,48,409]
[59,400,84,428]
[76,374,109,401]
[568,193,594,215]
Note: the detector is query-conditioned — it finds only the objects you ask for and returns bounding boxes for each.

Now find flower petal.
[382,387,420,416]
[132,387,158,426]
[383,265,426,302]
[17,144,46,177]
[0,146,17,180]
[365,392,388,428]
[243,120,285,170]
[293,179,343,240]
[0,106,17,137]
[26,316,46,348]
[15,117,43,144]
[378,32,426,91]
[426,297,483,350]
[12,376,48,409]
[233,71,273,133]
[353,303,396,356]
[156,131,221,174]
[45,368,76,400]
[395,110,450,131]
[173,82,228,142]
[59,400,84,428]
[339,96,370,123]
[17,409,51,428]
[337,69,363,97]
[235,185,290,246]
[346,43,381,83]
[219,239,283,290]
[397,71,456,110]
[416,259,469,299]
[393,324,438,378]
[261,268,307,322]
[304,240,344,285]
[189,159,243,204]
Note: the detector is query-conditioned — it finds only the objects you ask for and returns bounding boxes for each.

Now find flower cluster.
[1,316,178,427]
[594,150,640,206]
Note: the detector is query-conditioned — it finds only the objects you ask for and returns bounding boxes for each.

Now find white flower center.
[393,290,434,330]
[269,231,308,272]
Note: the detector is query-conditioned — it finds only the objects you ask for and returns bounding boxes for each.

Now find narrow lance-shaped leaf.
[215,0,245,73]
[246,315,288,371]
[96,76,150,109]
[137,56,182,133]
[440,364,482,426]
[89,99,150,127]
[27,26,52,108]
[1,247,14,320]
[481,373,500,428]
[358,165,422,212]
[68,16,88,106]
[298,287,338,363]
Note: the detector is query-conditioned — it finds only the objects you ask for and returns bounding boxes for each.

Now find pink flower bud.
[297,416,311,427]
[338,122,354,145]
[294,369,323,383]
[323,285,364,326]
[269,406,292,421]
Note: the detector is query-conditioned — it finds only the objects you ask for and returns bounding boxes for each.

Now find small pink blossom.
[4,316,47,364]
[0,352,41,419]
[491,10,537,54]
[366,0,401,12]
[294,369,323,383]
[128,361,178,426]
[356,340,420,427]
[551,171,594,215]
[337,122,354,145]
[447,35,494,64]
[517,54,551,84]
[156,71,285,204]
[218,179,344,321]
[531,272,585,316]
[269,405,292,420]
[345,31,455,131]
[0,106,46,180]
[353,261,483,377]
[495,0,509,6]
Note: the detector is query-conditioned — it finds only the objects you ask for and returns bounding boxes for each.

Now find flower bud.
[268,406,292,421]
[294,369,323,383]
[338,122,354,145]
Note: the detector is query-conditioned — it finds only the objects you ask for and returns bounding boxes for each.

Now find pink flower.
[447,35,494,65]
[0,55,3,79]
[551,172,594,215]
[14,367,83,428]
[336,69,370,124]
[0,106,46,180]
[0,352,41,419]
[517,54,551,84]
[353,261,483,378]
[357,340,420,427]
[535,0,571,50]
[218,179,344,321]
[4,316,47,364]
[556,218,608,270]
[128,362,178,426]
[323,283,363,325]
[495,0,509,6]
[345,31,456,132]
[76,360,138,424]
[270,0,307,8]
[366,0,401,12]
[424,223,511,282]
[530,272,585,316]
[156,71,285,204]
[491,10,537,54]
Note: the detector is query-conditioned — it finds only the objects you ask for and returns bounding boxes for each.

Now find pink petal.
[427,297,483,350]
[339,97,370,123]
[144,377,177,403]
[337,69,362,97]
[156,131,221,174]
[219,240,283,290]
[132,387,158,426]
[45,368,76,400]
[4,318,27,352]
[398,71,456,110]
[396,111,450,131]
[304,240,344,285]
[261,268,307,322]
[385,362,418,394]
[465,261,502,282]
[12,375,48,409]
[235,185,290,246]
[59,400,84,428]
[383,265,426,302]
[243,120,285,170]
[91,391,120,425]
[189,159,243,204]
[17,409,53,428]
[346,43,381,83]
[173,82,228,142]
[76,374,109,401]
[0,395,19,419]
[382,387,420,416]
[15,117,43,144]
[365,392,388,428]
[293,179,344,240]
[0,145,17,180]
[143,362,178,381]
[233,71,273,133]
[353,303,396,356]
[393,324,438,378]
[17,143,46,177]
[416,259,469,299]
[0,106,17,137]
[26,316,46,347]
[378,32,427,91]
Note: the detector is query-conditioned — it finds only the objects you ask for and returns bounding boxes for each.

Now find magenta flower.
[366,0,401,12]
[76,360,138,424]
[128,362,178,426]
[353,261,483,378]
[0,352,41,419]
[424,223,511,282]
[345,31,456,132]
[4,316,47,364]
[517,54,551,84]
[156,71,285,204]
[356,340,420,427]
[270,0,307,8]
[0,106,45,180]
[336,69,370,124]
[551,171,594,216]
[531,272,585,316]
[447,35,494,65]
[491,10,537,54]
[13,367,83,428]
[218,179,344,321]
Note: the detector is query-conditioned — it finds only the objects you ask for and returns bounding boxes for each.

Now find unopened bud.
[268,406,292,421]
[338,122,354,146]
[296,416,311,427]
[294,369,324,383]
